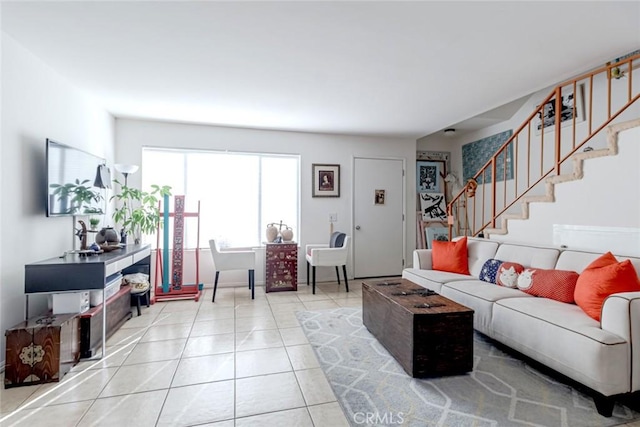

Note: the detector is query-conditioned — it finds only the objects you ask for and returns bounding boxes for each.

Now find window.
[142,148,300,249]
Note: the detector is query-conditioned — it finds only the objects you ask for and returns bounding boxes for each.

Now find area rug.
[297,308,640,427]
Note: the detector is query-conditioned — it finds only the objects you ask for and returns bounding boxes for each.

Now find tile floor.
[0,281,359,427]
[3,281,640,427]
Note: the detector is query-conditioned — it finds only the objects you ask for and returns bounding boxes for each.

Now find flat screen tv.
[46,139,110,217]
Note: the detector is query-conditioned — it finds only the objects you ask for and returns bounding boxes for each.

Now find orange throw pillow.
[574,252,640,321]
[516,268,579,303]
[432,237,470,275]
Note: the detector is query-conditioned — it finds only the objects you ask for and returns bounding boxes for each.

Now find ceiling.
[2,1,639,139]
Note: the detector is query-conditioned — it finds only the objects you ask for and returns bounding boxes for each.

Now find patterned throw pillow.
[516,268,580,303]
[479,259,504,284]
[496,262,525,288]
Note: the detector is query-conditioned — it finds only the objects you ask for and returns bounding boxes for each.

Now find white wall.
[115,119,417,287]
[1,34,114,365]
[418,65,640,249]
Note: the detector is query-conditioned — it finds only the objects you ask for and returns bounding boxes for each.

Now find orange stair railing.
[447,52,640,239]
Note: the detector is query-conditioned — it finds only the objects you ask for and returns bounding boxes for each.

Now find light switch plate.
[329,213,338,223]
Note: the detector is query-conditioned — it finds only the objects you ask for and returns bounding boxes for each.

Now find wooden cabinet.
[265,243,298,292]
[5,313,80,388]
[79,286,132,358]
[362,279,474,378]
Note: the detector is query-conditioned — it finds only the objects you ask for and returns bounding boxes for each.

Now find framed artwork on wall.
[416,151,451,174]
[462,130,513,184]
[425,227,449,249]
[534,84,585,134]
[416,161,443,193]
[419,192,447,221]
[312,164,340,197]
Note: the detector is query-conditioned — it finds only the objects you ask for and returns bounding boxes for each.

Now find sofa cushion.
[575,252,640,321]
[556,250,640,275]
[495,296,625,344]
[444,280,531,303]
[432,237,470,275]
[496,262,525,288]
[466,238,500,277]
[402,268,472,293]
[516,268,579,303]
[441,280,531,334]
[494,243,559,269]
[479,259,503,284]
[492,297,629,396]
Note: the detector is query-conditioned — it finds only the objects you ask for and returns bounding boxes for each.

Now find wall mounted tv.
[46,139,110,217]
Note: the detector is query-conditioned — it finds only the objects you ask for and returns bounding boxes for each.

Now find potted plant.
[111,181,172,244]
[89,217,100,231]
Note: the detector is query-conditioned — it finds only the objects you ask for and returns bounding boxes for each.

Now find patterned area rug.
[297,308,640,427]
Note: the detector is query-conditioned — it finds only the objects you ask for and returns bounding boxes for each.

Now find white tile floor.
[0,281,358,427]
[3,281,640,427]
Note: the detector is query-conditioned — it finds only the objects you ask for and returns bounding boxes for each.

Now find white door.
[353,157,405,277]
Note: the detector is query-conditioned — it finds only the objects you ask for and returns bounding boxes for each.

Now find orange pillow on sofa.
[516,268,579,303]
[574,252,640,321]
[432,237,470,275]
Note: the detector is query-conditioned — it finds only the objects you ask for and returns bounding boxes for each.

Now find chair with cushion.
[209,239,256,302]
[305,231,350,295]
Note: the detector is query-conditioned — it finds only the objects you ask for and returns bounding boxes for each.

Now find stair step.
[484,227,507,235]
[522,195,553,203]
[572,148,612,161]
[546,174,579,185]
[502,213,524,220]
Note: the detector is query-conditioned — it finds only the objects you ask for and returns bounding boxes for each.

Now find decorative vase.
[266,226,278,242]
[281,228,294,242]
[96,227,120,245]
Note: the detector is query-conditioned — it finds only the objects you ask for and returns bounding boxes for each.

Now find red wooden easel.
[154,195,202,302]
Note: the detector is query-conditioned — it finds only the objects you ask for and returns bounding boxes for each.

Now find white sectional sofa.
[402,237,640,416]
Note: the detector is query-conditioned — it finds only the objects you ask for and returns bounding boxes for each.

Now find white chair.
[305,232,350,295]
[209,239,256,302]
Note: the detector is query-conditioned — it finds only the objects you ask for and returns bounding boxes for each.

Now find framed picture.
[416,161,443,193]
[425,227,449,249]
[374,189,385,205]
[312,164,340,197]
[419,192,447,221]
[462,130,513,184]
[534,83,585,134]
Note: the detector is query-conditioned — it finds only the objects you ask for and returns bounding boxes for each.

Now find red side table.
[265,242,298,292]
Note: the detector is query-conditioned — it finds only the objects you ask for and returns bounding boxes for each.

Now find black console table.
[24,244,151,358]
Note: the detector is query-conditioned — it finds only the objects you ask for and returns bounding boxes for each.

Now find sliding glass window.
[142,148,300,249]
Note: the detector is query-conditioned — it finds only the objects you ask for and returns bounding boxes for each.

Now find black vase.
[120,229,127,244]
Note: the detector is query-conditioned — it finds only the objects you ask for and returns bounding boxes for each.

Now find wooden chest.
[265,243,298,292]
[362,279,474,377]
[79,285,132,358]
[4,313,79,388]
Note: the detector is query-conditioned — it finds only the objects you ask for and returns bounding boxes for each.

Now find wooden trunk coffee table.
[362,278,474,378]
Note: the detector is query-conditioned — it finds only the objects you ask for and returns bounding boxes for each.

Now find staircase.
[448,52,640,239]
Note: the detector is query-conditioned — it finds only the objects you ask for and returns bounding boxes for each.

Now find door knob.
[355,225,361,230]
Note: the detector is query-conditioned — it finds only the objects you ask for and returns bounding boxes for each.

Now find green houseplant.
[111,180,172,244]
[89,217,101,230]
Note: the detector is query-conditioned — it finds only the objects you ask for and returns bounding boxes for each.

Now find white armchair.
[209,239,256,302]
[305,232,350,294]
